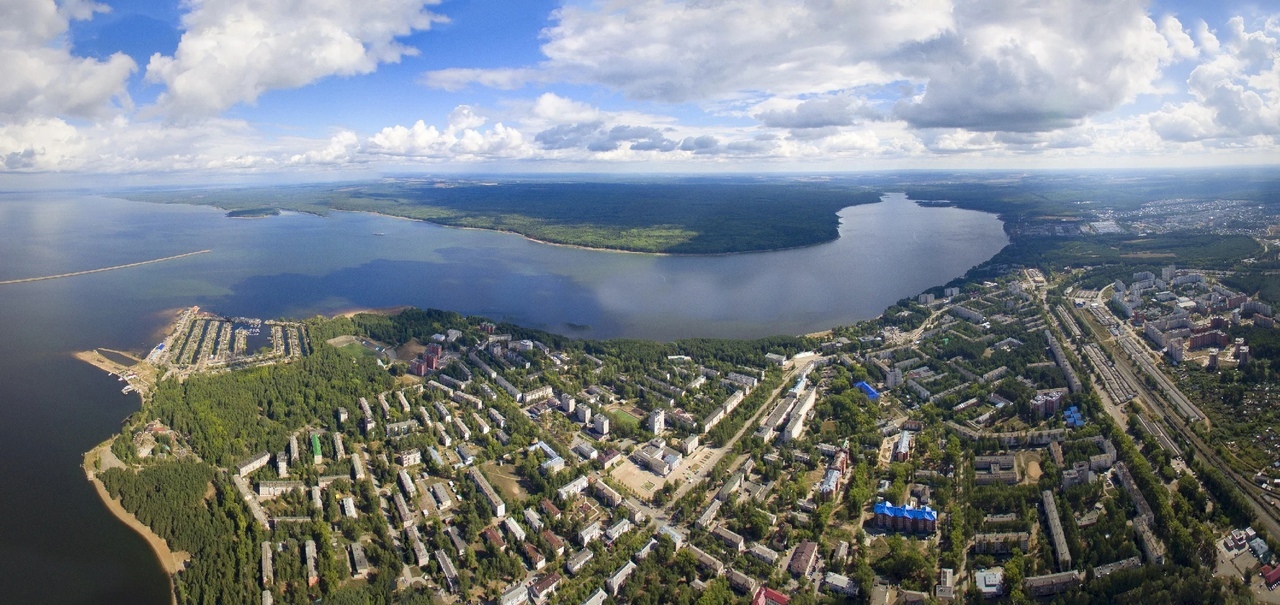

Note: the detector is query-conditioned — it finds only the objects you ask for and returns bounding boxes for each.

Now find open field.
[481,461,528,502]
[609,408,642,429]
[338,343,378,359]
[610,458,665,500]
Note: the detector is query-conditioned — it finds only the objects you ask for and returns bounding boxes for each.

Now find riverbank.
[83,442,185,605]
[340,208,844,257]
[117,185,882,256]
[333,305,413,319]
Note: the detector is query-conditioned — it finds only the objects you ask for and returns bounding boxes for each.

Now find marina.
[147,307,310,379]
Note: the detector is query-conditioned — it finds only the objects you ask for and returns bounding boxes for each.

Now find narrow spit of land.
[0,250,211,286]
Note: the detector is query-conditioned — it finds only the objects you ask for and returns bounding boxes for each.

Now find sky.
[0,0,1278,181]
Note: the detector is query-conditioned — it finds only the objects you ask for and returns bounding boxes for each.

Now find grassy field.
[336,343,378,359]
[609,408,641,429]
[481,461,528,501]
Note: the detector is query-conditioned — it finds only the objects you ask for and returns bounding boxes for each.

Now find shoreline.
[334,208,845,257]
[116,192,998,259]
[73,349,155,398]
[74,193,1013,603]
[83,442,185,605]
[113,196,851,258]
[76,266,984,603]
[332,304,414,319]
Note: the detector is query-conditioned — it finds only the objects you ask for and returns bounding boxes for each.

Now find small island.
[227,208,283,218]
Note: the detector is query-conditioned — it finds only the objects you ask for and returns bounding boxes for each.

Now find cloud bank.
[0,0,1277,175]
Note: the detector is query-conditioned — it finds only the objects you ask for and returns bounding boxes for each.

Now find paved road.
[669,360,805,504]
[1117,334,1204,423]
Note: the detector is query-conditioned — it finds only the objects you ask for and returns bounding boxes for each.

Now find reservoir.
[0,190,1005,603]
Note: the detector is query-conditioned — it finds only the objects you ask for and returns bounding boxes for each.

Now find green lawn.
[337,343,378,359]
[610,409,641,429]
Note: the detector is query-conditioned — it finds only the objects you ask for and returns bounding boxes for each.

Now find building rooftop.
[855,381,880,399]
[976,567,1005,597]
[873,501,937,521]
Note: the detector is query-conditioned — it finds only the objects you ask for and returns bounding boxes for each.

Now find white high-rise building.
[593,414,610,436]
[649,409,665,434]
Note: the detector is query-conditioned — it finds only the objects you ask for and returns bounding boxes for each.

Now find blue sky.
[1,0,1277,179]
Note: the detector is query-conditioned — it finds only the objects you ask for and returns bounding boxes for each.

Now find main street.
[613,353,818,535]
[669,353,816,505]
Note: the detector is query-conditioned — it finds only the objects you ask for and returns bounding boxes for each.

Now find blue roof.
[855,381,880,400]
[874,501,937,521]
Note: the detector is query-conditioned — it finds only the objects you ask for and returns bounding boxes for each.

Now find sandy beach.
[334,305,412,319]
[83,442,185,605]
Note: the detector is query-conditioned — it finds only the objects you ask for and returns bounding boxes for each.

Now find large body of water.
[0,191,1005,603]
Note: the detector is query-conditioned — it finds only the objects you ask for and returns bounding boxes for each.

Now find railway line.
[1081,342,1138,404]
[1117,335,1205,423]
[1069,299,1280,541]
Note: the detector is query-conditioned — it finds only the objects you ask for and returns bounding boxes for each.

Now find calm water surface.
[0,191,1005,603]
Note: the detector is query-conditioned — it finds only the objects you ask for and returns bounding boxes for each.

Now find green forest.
[123,180,883,254]
[904,169,1280,223]
[147,344,394,466]
[99,461,263,604]
[97,305,823,604]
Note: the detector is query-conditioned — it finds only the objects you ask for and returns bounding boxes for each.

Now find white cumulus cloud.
[363,106,528,160]
[427,0,1188,136]
[0,0,136,119]
[146,0,446,119]
[1160,14,1199,61]
[1149,17,1280,141]
[289,131,361,165]
[424,0,952,103]
[0,115,299,173]
[892,0,1175,132]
